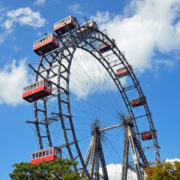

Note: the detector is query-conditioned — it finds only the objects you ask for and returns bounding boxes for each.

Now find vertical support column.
[89,136,96,178]
[99,141,109,180]
[127,126,143,180]
[84,138,94,166]
[43,100,52,147]
[121,125,129,180]
[34,101,43,150]
[57,62,78,173]
[95,136,99,180]
[34,56,44,150]
[80,137,93,177]
[43,64,52,148]
[134,138,149,168]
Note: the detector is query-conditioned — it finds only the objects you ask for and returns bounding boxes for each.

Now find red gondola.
[99,39,115,53]
[77,20,97,33]
[22,80,52,103]
[116,65,132,78]
[130,96,146,108]
[54,16,76,36]
[33,33,59,56]
[31,147,62,164]
[141,130,157,141]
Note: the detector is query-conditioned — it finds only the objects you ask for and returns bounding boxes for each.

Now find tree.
[144,160,180,180]
[9,158,89,180]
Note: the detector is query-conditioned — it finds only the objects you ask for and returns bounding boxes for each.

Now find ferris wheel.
[24,16,160,180]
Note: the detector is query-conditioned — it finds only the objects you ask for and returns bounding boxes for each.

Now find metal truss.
[80,118,149,180]
[121,118,148,180]
[27,19,160,179]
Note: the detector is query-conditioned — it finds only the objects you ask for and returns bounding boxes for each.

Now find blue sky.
[0,0,180,179]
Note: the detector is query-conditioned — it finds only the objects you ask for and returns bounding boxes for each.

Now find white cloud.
[90,11,110,24]
[99,164,137,180]
[69,3,83,15]
[0,29,12,44]
[37,31,42,36]
[0,6,46,44]
[69,49,117,99]
[10,45,20,52]
[92,0,180,72]
[0,2,6,13]
[0,58,32,106]
[165,158,180,163]
[175,20,180,35]
[33,0,46,6]
[155,59,176,71]
[4,7,46,29]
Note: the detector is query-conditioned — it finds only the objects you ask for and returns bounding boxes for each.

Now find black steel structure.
[27,19,160,180]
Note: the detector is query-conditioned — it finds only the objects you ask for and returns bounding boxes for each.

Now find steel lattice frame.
[27,24,160,180]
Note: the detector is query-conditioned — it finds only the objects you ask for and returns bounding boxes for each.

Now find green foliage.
[9,158,88,180]
[144,160,180,180]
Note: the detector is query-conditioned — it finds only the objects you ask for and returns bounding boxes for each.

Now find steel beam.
[57,141,75,149]
[99,122,124,132]
[33,56,44,150]
[121,125,129,180]
[99,141,109,180]
[95,136,99,180]
[134,138,149,168]
[127,125,143,180]
[80,138,93,177]
[89,136,96,178]
[43,100,52,147]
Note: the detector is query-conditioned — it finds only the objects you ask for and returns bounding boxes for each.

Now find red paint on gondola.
[33,33,59,56]
[116,65,132,78]
[77,20,97,33]
[22,80,52,103]
[141,130,157,141]
[54,16,76,36]
[130,96,146,108]
[99,39,115,53]
[31,147,62,164]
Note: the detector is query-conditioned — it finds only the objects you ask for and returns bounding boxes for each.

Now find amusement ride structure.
[23,16,160,180]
